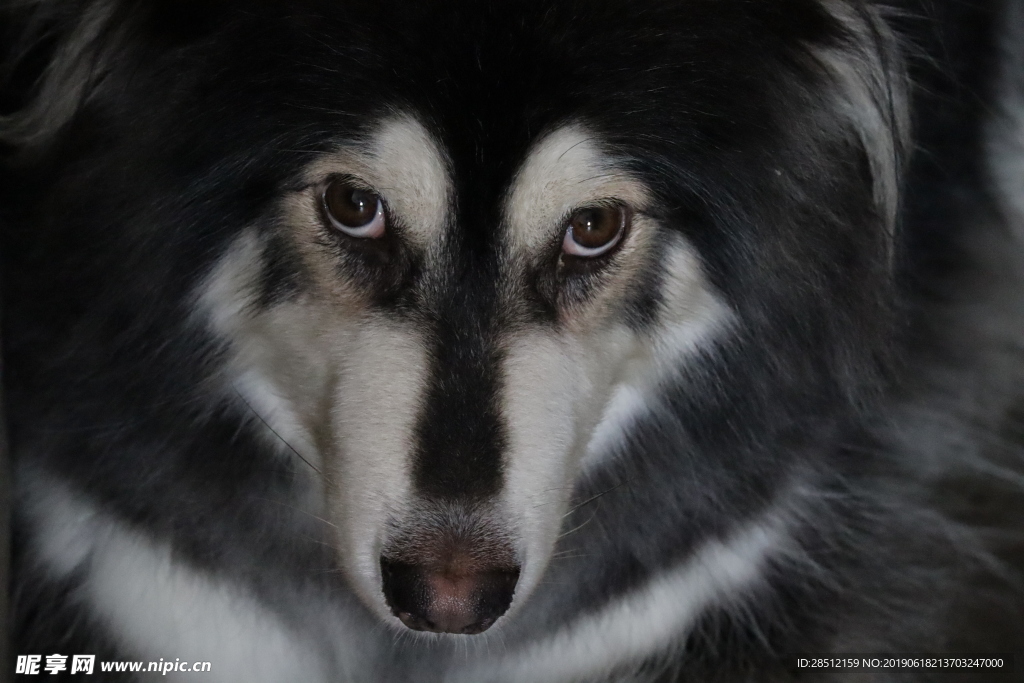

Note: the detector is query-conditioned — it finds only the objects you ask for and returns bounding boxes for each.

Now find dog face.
[202,111,730,632]
[3,0,906,638]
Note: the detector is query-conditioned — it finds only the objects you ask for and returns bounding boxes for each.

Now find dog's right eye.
[561,204,629,258]
[323,179,386,238]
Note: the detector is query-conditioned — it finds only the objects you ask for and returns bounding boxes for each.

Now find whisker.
[234,389,325,478]
[558,510,598,540]
[562,478,631,518]
[256,495,339,530]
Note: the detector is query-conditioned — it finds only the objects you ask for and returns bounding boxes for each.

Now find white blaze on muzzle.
[200,115,731,634]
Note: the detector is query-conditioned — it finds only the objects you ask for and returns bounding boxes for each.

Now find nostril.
[464,567,520,634]
[380,557,519,635]
[379,559,433,629]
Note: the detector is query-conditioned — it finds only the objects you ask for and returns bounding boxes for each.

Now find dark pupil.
[571,207,620,249]
[326,182,378,227]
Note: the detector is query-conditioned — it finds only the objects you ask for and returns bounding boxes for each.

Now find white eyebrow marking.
[307,114,452,248]
[504,124,650,254]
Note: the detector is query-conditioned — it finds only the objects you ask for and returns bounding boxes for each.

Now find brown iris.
[562,205,628,257]
[323,179,386,238]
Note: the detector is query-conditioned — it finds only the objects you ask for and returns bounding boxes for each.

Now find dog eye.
[561,205,628,258]
[323,179,386,238]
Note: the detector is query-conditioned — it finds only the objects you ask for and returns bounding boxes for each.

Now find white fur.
[816,2,910,244]
[22,469,336,683]
[200,231,327,480]
[580,239,733,471]
[497,325,636,610]
[988,0,1024,239]
[496,242,731,606]
[497,128,734,609]
[306,114,452,248]
[199,230,432,625]
[460,511,789,683]
[198,118,734,642]
[504,124,651,254]
[197,115,449,627]
[581,382,650,466]
[26,462,783,683]
[327,318,432,622]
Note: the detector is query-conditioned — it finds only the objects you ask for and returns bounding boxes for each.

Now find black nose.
[380,558,520,635]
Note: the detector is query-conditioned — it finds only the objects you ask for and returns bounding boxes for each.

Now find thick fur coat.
[1,1,1023,681]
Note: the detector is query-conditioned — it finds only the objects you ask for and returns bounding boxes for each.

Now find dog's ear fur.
[815,2,910,245]
[0,0,241,156]
[0,1,113,153]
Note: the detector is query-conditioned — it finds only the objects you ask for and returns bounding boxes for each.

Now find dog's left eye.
[323,179,386,238]
[562,205,629,258]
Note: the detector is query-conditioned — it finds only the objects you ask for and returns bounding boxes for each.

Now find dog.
[2,0,1023,680]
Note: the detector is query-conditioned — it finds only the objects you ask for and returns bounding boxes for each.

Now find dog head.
[1,0,907,635]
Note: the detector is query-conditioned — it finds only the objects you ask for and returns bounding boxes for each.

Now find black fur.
[1,1,1023,681]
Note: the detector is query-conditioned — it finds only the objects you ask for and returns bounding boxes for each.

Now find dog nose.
[380,557,520,634]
